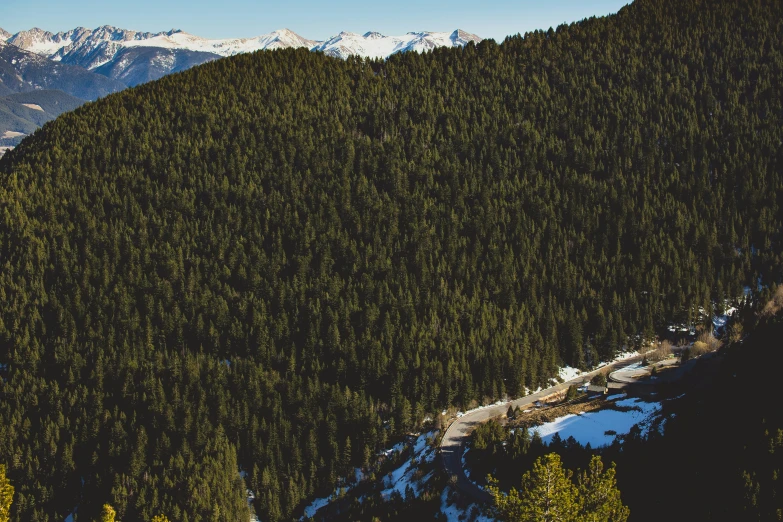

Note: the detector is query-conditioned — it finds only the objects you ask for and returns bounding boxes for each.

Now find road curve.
[439,354,646,503]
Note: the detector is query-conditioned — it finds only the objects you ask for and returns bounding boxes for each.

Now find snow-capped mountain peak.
[450,29,481,46]
[5,24,481,88]
[9,25,481,65]
[313,29,482,60]
[0,28,12,41]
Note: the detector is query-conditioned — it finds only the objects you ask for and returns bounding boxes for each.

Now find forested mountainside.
[1,0,782,520]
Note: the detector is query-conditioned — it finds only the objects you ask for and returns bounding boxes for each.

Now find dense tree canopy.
[1,0,782,519]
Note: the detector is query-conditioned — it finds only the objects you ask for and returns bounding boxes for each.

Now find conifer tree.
[100,504,116,522]
[489,453,579,522]
[488,453,629,522]
[0,465,13,522]
[577,456,630,522]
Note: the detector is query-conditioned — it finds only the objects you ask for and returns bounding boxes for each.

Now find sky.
[1,0,631,42]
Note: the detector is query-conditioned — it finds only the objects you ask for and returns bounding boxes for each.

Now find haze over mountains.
[0,25,481,152]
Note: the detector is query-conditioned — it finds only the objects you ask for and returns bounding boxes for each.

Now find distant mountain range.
[3,25,481,83]
[0,25,481,154]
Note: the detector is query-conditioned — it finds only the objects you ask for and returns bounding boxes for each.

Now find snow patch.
[457,400,506,418]
[380,431,438,500]
[712,306,737,334]
[558,366,582,382]
[529,398,662,448]
[302,431,436,519]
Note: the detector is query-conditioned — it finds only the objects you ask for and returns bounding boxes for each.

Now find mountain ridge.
[4,25,482,66]
[0,41,126,99]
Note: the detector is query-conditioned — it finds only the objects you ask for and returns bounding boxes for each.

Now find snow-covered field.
[528,397,661,447]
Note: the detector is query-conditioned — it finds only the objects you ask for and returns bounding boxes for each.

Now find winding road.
[438,354,648,503]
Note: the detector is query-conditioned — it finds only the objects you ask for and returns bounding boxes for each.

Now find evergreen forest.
[1,0,782,519]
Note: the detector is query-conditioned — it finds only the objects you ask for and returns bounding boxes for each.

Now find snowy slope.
[313,29,482,59]
[9,26,178,70]
[9,25,482,68]
[4,25,482,93]
[0,42,126,99]
[120,28,317,57]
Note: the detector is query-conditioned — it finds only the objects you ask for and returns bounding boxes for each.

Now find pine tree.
[489,453,579,522]
[0,464,13,522]
[577,456,630,522]
[100,504,116,522]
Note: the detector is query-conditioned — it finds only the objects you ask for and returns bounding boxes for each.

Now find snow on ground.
[559,366,582,381]
[302,432,436,518]
[461,447,471,478]
[667,323,696,335]
[380,432,438,500]
[611,362,644,375]
[560,350,642,382]
[303,493,334,519]
[121,28,314,56]
[453,349,643,423]
[379,439,406,457]
[529,398,661,448]
[113,28,479,60]
[312,30,480,60]
[440,487,496,522]
[2,131,26,139]
[713,307,737,333]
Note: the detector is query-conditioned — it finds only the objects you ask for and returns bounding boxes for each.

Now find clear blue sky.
[1,0,631,42]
